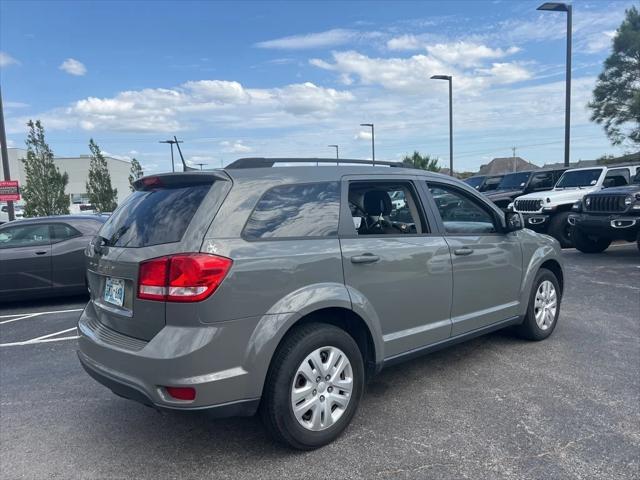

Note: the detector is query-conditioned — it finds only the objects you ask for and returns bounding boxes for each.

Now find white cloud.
[426,42,520,67]
[355,130,372,140]
[310,49,530,94]
[59,58,87,76]
[220,140,252,153]
[387,35,423,51]
[0,51,19,67]
[26,79,354,133]
[255,29,360,49]
[581,30,616,54]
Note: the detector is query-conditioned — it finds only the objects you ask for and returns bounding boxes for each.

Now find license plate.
[104,277,125,307]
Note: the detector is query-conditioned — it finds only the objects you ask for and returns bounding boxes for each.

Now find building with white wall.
[4,148,132,212]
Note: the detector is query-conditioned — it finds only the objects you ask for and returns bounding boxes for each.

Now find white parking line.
[0,308,83,325]
[0,327,79,347]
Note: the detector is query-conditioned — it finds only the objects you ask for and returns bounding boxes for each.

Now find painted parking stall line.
[0,327,79,347]
[0,308,83,324]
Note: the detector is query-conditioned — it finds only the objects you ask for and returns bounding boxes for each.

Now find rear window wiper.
[108,225,130,246]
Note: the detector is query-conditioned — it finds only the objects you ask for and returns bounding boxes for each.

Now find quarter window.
[243,182,340,239]
[0,224,51,248]
[428,183,498,234]
[529,172,554,190]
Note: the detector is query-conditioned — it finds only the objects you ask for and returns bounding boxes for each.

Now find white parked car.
[511,164,640,247]
[0,204,25,224]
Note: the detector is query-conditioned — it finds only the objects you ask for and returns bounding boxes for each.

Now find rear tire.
[260,323,364,450]
[515,268,561,341]
[573,228,611,253]
[548,211,574,248]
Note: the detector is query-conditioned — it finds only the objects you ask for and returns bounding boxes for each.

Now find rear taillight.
[137,254,232,302]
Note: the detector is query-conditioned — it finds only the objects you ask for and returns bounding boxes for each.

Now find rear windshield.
[99,183,212,247]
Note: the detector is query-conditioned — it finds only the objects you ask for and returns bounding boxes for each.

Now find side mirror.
[505,211,524,232]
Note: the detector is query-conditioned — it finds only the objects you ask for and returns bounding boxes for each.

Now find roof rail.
[225,157,405,169]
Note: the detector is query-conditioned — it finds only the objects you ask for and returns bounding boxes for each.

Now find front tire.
[515,268,561,341]
[573,228,611,253]
[548,211,574,248]
[260,323,364,450]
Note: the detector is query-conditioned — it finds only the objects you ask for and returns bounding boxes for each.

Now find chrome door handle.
[350,254,380,264]
[454,247,474,256]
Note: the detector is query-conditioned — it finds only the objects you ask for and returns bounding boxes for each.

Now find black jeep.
[569,171,640,253]
[484,168,567,211]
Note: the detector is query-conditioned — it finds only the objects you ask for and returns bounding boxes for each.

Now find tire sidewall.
[271,325,364,449]
[525,269,561,340]
[573,228,611,253]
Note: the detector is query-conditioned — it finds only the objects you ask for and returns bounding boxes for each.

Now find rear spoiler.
[133,171,230,191]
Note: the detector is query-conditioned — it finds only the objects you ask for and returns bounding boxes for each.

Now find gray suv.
[78,158,564,449]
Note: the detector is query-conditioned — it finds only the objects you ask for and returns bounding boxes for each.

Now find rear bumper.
[78,351,259,417]
[77,301,262,416]
[569,213,640,240]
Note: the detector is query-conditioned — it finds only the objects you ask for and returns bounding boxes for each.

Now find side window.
[243,182,340,239]
[428,183,498,234]
[348,181,425,235]
[51,223,81,242]
[529,172,554,190]
[0,224,51,248]
[603,168,630,188]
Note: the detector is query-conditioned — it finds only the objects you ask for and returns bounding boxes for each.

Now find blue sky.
[0,0,634,173]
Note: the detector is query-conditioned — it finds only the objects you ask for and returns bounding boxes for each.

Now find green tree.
[86,139,118,212]
[21,120,69,217]
[588,7,640,147]
[128,157,143,191]
[401,151,440,171]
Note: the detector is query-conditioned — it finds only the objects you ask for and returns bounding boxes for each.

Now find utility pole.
[195,163,207,170]
[430,75,453,175]
[328,144,339,165]
[512,146,517,172]
[360,124,375,165]
[159,138,183,172]
[0,87,15,221]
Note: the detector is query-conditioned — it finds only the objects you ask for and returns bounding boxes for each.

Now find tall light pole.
[0,87,14,221]
[195,162,207,170]
[328,144,339,165]
[538,2,572,167]
[360,123,375,165]
[430,75,453,176]
[159,138,183,172]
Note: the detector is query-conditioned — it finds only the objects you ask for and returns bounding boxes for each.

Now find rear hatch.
[86,172,231,340]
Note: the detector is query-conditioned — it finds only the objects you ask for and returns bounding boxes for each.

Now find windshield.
[498,172,531,190]
[99,182,212,247]
[555,169,603,188]
[465,176,485,188]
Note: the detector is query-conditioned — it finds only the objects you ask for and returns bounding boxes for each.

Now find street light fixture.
[537,1,572,167]
[359,123,375,165]
[430,74,453,176]
[159,138,183,172]
[328,144,339,165]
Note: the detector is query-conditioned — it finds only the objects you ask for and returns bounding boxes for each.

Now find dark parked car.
[569,170,640,253]
[78,158,563,449]
[465,174,504,193]
[484,168,567,210]
[0,215,106,301]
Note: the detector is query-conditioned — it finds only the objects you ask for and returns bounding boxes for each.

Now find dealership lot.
[1,245,638,479]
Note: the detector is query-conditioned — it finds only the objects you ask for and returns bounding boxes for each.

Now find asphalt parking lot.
[1,244,638,480]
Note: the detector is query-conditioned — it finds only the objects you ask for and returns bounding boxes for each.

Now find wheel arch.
[540,259,564,293]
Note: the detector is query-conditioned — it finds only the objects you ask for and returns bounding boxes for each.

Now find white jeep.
[511,165,640,247]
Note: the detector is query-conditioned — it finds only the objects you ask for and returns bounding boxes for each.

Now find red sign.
[0,180,20,201]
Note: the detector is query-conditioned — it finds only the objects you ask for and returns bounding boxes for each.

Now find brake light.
[137,254,232,302]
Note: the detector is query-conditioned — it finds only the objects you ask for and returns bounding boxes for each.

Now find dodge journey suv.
[78,158,564,449]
